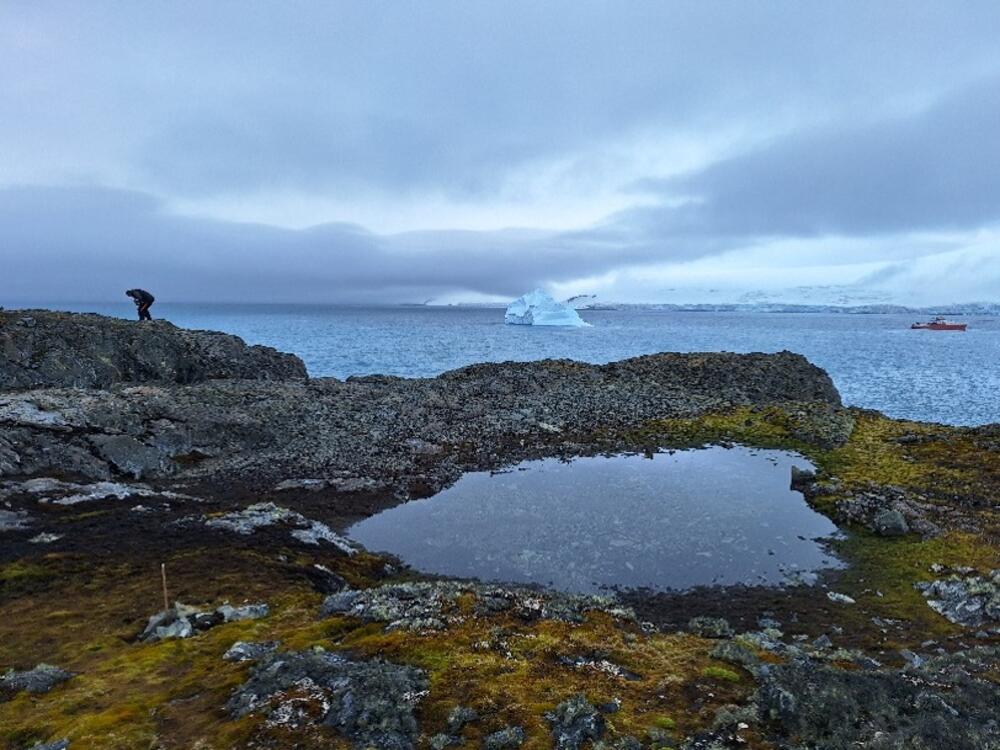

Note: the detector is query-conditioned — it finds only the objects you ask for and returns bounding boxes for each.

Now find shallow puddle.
[349,446,845,594]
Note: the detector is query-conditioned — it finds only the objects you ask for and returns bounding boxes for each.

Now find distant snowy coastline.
[437,299,1000,315]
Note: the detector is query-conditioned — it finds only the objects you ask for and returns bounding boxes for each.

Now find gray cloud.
[628,77,1000,238]
[0,186,686,303]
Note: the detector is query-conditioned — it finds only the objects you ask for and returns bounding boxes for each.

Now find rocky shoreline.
[1,311,998,750]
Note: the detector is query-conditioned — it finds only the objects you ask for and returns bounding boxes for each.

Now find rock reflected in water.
[348,447,845,594]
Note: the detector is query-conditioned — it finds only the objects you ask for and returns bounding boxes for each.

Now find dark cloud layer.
[0,186,674,302]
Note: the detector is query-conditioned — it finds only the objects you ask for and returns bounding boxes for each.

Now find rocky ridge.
[0,309,306,390]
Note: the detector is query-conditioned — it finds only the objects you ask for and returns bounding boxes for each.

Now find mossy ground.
[2,406,997,749]
[0,549,759,749]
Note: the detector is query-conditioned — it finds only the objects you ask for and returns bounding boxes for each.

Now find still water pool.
[348,446,845,594]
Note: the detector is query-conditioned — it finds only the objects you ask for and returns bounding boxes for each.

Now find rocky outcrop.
[1,315,846,494]
[0,310,306,389]
[139,601,269,642]
[755,648,1000,750]
[915,568,1000,628]
[545,695,606,750]
[227,649,428,750]
[321,581,633,632]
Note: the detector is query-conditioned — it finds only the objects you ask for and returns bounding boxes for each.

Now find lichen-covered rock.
[31,741,70,750]
[321,581,633,632]
[755,649,1000,750]
[482,726,525,750]
[0,664,73,699]
[915,569,1000,627]
[223,641,280,662]
[834,484,941,538]
[873,508,909,536]
[0,310,306,390]
[447,706,479,734]
[199,502,356,554]
[545,695,605,750]
[227,648,428,750]
[687,616,733,638]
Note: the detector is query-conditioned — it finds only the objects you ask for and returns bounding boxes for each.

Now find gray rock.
[90,435,168,479]
[545,695,605,750]
[0,509,30,531]
[812,634,833,649]
[756,649,1000,749]
[430,734,456,750]
[1,664,73,698]
[790,465,816,488]
[873,508,909,536]
[321,582,632,632]
[687,616,733,638]
[31,741,70,750]
[217,603,269,622]
[916,570,1000,627]
[140,601,269,641]
[483,726,526,750]
[227,648,428,750]
[446,705,480,734]
[202,502,356,555]
[223,641,280,662]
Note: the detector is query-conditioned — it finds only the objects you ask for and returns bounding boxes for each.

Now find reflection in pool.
[348,447,845,594]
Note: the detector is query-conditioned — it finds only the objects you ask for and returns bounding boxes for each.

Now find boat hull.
[911,323,967,331]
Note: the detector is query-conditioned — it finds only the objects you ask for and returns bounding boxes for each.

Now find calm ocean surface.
[19,302,1000,426]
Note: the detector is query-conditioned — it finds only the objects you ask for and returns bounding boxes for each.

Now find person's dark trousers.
[138,303,153,321]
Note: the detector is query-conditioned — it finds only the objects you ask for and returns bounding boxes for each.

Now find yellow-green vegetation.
[0,548,759,750]
[700,666,741,683]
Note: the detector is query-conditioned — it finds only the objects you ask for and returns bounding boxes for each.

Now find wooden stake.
[161,563,170,611]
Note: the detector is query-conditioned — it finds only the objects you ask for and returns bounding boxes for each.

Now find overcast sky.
[2,1,999,304]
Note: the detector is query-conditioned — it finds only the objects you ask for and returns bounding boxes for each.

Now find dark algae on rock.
[0,312,998,749]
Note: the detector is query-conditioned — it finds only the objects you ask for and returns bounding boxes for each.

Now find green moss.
[701,666,741,683]
[652,716,677,729]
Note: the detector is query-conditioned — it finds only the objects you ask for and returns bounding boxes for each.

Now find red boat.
[911,317,967,331]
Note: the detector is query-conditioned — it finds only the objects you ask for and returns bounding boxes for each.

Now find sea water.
[18,302,1000,426]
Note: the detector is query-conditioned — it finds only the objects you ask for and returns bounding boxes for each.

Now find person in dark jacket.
[125,289,155,320]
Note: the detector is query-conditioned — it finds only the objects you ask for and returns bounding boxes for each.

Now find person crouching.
[125,289,155,321]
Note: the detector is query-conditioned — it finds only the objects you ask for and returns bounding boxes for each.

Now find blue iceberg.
[504,289,591,327]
